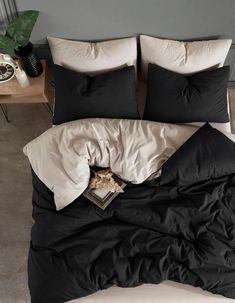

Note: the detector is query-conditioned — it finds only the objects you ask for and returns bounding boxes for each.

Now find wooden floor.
[229,88,235,133]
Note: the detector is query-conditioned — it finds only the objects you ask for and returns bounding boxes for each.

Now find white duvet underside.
[24,118,234,210]
[24,118,200,210]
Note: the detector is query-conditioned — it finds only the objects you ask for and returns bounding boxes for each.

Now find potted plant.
[0,10,43,77]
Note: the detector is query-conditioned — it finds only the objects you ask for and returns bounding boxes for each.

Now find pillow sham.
[53,64,139,125]
[140,35,232,80]
[48,36,137,75]
[143,64,230,123]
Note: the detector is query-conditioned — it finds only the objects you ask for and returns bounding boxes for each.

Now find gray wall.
[17,0,235,82]
[17,0,235,43]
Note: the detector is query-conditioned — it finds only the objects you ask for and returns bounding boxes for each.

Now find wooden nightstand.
[0,60,52,122]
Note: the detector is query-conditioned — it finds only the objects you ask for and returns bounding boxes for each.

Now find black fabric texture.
[159,123,235,186]
[28,124,235,302]
[143,64,230,123]
[53,64,139,125]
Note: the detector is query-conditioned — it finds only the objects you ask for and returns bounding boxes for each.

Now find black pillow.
[143,64,230,123]
[53,65,139,125]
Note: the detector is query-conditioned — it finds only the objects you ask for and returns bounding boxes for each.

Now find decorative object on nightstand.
[0,53,30,88]
[15,65,30,88]
[0,53,16,82]
[0,10,43,77]
[0,60,52,122]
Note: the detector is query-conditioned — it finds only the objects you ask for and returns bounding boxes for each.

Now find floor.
[0,88,234,302]
[0,104,51,303]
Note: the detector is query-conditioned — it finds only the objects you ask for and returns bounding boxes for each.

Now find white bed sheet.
[67,281,235,303]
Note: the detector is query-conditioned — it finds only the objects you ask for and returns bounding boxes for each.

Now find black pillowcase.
[143,64,230,123]
[53,65,139,125]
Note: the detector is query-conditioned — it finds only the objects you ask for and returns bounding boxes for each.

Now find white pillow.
[47,36,137,75]
[140,35,232,80]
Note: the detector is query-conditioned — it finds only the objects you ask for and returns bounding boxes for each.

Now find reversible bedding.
[23,119,201,210]
[24,119,235,303]
[23,35,234,302]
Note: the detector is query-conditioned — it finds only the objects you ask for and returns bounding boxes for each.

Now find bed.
[24,35,235,303]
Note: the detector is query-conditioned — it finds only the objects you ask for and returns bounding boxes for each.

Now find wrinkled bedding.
[24,119,201,210]
[24,120,235,303]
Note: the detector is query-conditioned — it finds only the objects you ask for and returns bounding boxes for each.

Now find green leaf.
[6,10,39,47]
[0,35,17,56]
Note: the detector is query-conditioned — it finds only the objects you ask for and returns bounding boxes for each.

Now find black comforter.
[28,124,235,302]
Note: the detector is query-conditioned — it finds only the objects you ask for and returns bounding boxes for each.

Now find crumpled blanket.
[23,118,201,210]
[28,123,235,303]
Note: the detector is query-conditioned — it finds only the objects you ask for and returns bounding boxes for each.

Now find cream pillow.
[48,36,137,75]
[140,35,232,80]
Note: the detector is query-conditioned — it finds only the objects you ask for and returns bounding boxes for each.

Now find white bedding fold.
[23,119,224,210]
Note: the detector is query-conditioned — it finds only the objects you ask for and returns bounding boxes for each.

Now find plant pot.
[15,42,43,77]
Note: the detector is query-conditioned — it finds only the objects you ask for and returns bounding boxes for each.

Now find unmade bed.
[23,35,235,302]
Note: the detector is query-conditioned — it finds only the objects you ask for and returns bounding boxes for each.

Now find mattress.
[67,281,235,303]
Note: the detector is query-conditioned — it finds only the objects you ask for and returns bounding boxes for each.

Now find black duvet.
[28,124,235,303]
